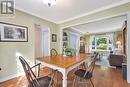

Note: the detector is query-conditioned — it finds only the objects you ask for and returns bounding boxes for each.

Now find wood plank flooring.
[0,66,130,87]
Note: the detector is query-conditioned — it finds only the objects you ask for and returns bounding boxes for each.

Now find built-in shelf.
[63,32,68,47]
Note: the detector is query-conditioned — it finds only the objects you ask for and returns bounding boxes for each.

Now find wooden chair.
[81,52,98,70]
[50,48,60,83]
[19,56,57,87]
[50,48,58,56]
[72,53,98,87]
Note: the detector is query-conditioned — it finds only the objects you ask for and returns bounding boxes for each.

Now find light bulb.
[43,0,56,7]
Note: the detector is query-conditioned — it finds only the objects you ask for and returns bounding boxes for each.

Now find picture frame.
[52,34,57,42]
[0,22,28,42]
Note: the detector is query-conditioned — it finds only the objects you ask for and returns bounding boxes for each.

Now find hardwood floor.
[0,66,130,87]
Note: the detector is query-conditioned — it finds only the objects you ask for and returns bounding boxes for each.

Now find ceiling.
[15,0,129,24]
[71,16,126,34]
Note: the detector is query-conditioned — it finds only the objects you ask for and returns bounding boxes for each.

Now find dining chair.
[81,52,98,70]
[19,56,57,87]
[50,48,58,56]
[72,53,98,87]
[50,48,60,83]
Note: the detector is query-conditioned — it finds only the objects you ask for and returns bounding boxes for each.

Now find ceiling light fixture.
[43,0,56,7]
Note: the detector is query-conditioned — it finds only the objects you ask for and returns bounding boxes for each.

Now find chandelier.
[43,0,56,7]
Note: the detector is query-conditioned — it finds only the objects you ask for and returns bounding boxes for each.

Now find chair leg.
[90,79,94,87]
[51,69,58,84]
[55,71,58,83]
[82,62,86,70]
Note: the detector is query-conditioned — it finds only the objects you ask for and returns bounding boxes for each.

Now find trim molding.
[15,0,130,24]
[127,80,130,83]
[70,27,85,34]
[58,0,130,24]
[127,11,130,84]
[0,72,24,83]
[15,7,57,24]
[61,12,127,29]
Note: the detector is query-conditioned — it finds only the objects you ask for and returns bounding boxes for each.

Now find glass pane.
[96,37,107,50]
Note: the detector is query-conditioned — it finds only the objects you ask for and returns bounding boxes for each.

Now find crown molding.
[70,27,85,34]
[15,0,130,24]
[15,7,58,24]
[60,12,127,29]
[58,0,130,24]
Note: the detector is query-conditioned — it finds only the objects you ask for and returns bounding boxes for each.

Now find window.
[91,35,113,51]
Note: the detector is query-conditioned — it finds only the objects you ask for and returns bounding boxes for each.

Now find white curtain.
[106,33,115,51]
[69,32,80,55]
[89,35,95,52]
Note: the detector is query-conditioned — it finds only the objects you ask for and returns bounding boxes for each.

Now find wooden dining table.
[36,53,91,87]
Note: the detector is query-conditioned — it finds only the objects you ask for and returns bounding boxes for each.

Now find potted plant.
[65,48,76,56]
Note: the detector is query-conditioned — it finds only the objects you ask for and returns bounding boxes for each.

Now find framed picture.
[0,22,28,42]
[52,34,57,42]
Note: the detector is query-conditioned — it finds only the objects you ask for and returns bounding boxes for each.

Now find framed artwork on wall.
[0,22,28,42]
[52,34,57,42]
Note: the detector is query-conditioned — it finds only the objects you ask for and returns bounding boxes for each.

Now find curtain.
[106,33,115,51]
[89,35,95,52]
[69,32,80,55]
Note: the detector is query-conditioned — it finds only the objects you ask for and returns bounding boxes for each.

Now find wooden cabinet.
[80,36,85,53]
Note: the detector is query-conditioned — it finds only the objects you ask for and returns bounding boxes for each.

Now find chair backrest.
[19,56,40,87]
[84,53,98,77]
[50,48,58,56]
[93,52,99,60]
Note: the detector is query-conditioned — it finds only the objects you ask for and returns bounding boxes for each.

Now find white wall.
[127,12,130,83]
[0,10,60,82]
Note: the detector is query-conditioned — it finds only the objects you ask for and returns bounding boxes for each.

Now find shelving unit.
[63,32,68,47]
[62,32,68,55]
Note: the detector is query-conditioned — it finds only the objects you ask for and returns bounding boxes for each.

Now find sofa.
[108,54,124,67]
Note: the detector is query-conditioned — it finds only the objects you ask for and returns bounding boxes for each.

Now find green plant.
[65,48,76,56]
[97,43,107,50]
[65,48,75,52]
[97,37,107,45]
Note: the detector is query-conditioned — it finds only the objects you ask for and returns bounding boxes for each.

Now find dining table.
[36,53,91,87]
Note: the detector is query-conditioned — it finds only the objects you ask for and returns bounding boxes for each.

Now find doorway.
[35,26,50,57]
[42,28,50,56]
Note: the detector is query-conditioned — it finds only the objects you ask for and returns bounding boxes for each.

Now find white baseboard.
[0,72,24,83]
[0,62,45,83]
[127,80,130,83]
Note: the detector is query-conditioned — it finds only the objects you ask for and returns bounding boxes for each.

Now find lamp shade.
[116,41,121,45]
